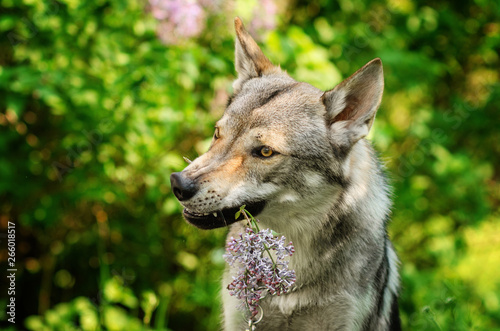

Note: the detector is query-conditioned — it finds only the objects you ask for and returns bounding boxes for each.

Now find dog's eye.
[214,127,220,140]
[260,146,273,157]
[252,146,278,158]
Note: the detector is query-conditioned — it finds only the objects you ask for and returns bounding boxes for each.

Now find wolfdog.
[170,18,401,331]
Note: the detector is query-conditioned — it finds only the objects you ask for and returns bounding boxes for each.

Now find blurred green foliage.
[0,0,499,330]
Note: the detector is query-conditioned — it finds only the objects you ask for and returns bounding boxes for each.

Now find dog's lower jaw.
[182,200,266,229]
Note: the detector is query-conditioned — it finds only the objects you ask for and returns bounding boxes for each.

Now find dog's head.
[170,18,384,229]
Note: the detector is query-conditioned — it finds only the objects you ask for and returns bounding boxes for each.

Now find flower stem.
[241,208,276,267]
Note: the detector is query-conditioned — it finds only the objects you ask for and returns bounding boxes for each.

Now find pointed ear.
[322,58,384,147]
[233,17,280,92]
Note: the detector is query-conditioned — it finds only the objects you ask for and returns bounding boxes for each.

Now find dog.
[170,17,401,331]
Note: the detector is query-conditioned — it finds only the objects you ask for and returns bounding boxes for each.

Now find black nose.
[170,172,198,201]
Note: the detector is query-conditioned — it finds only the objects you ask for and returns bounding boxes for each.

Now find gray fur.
[170,17,400,331]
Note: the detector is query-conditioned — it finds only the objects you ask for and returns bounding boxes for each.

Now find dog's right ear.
[233,17,280,93]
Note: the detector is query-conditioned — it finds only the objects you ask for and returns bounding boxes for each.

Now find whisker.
[183,156,192,164]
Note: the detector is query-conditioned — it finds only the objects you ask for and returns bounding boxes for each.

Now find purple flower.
[224,227,296,318]
[149,0,279,45]
[149,0,206,44]
[250,0,278,34]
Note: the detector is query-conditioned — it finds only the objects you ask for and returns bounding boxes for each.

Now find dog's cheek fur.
[209,156,282,208]
[256,157,323,196]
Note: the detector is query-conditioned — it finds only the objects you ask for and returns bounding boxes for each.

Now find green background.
[1,0,499,330]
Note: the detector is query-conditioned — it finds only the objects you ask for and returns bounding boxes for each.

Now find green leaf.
[271,230,280,236]
[235,204,246,219]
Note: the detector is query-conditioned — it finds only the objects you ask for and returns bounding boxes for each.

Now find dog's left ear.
[233,17,280,92]
[322,58,384,147]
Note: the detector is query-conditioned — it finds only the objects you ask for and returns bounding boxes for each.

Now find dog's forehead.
[221,76,325,131]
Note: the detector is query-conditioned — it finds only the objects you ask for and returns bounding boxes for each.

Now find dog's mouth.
[182,201,266,229]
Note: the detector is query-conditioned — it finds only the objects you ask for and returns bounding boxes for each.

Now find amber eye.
[214,127,220,140]
[260,146,273,157]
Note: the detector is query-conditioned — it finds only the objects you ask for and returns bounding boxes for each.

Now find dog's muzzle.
[169,171,266,229]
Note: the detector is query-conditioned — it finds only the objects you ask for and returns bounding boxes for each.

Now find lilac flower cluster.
[149,0,206,44]
[249,0,278,34]
[224,227,296,318]
[148,0,279,45]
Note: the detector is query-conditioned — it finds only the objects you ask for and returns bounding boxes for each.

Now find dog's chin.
[182,201,266,230]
